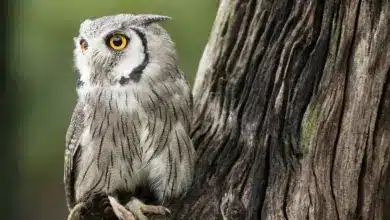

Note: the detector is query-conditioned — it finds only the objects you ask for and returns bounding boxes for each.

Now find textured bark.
[172,0,390,219]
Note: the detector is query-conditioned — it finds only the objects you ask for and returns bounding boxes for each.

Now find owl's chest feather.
[75,89,147,200]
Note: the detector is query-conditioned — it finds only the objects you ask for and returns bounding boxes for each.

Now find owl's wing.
[179,70,194,130]
[64,101,85,210]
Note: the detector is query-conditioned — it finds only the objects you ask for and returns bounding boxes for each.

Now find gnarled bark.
[172,0,390,219]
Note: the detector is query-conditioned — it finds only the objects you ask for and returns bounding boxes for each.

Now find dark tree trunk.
[172,0,390,219]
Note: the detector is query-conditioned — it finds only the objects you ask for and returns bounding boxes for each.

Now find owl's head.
[74,14,178,89]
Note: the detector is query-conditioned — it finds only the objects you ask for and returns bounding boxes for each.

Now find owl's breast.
[74,101,146,203]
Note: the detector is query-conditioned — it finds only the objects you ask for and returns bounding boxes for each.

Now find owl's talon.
[164,207,172,216]
[108,196,136,220]
[140,204,171,216]
[126,197,171,220]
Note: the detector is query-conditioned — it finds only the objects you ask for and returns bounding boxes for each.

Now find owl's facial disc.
[74,28,148,87]
[110,28,149,85]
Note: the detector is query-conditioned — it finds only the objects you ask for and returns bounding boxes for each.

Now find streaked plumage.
[64,14,196,220]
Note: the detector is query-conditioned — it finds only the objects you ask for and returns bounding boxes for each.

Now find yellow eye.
[108,34,128,51]
[80,39,88,52]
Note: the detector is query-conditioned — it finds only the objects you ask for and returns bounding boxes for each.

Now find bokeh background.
[14,1,217,219]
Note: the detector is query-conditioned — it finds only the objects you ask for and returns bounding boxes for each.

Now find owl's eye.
[107,34,128,51]
[80,39,88,52]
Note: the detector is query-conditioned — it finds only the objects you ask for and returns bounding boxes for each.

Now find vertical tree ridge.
[172,0,390,219]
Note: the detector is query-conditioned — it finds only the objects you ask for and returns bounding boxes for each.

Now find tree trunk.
[172,0,390,219]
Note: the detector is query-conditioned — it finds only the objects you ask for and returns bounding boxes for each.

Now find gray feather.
[132,14,171,26]
[64,101,85,209]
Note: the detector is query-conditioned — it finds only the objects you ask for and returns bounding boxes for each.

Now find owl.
[64,14,196,220]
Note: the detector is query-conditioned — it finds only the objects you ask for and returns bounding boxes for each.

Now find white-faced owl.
[64,14,196,220]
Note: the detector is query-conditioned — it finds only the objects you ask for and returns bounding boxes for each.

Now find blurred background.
[13,0,217,219]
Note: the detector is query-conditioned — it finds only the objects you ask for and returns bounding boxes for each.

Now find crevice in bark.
[329,0,363,218]
[356,137,368,219]
[253,136,270,220]
[282,173,291,220]
[373,68,389,149]
[376,67,390,219]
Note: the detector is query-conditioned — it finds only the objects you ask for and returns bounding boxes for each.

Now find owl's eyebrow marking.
[119,28,149,85]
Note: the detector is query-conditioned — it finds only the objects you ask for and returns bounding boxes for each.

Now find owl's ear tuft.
[133,14,171,26]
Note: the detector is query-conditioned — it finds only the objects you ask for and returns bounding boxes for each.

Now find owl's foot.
[126,197,171,220]
[108,196,136,220]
